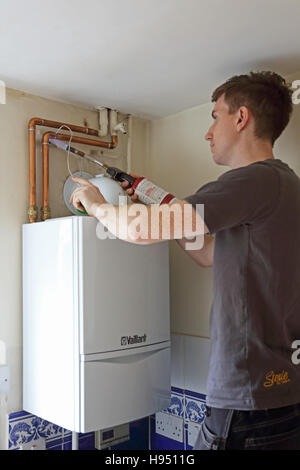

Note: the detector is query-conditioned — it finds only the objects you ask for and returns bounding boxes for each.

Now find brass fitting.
[28,205,38,223]
[41,206,51,221]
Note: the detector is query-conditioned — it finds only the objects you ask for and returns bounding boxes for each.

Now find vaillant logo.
[121,334,147,346]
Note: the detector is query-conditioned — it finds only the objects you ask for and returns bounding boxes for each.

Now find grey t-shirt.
[184,158,300,410]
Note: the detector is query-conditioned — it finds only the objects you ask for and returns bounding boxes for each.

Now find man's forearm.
[94,200,207,245]
[94,203,139,243]
[176,234,215,267]
[94,202,160,244]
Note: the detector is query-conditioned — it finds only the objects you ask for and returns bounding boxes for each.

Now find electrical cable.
[54,124,81,178]
[54,125,86,193]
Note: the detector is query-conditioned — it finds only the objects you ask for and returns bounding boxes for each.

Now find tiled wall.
[9,334,210,450]
[9,410,75,450]
[151,388,207,450]
[150,332,211,450]
[8,411,149,450]
[8,390,206,450]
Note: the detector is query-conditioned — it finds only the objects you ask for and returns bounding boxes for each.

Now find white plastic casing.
[22,216,171,432]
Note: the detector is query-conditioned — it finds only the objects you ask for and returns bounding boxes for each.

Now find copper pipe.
[28,117,118,222]
[41,131,118,220]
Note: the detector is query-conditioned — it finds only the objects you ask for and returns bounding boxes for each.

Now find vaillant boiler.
[22,216,171,433]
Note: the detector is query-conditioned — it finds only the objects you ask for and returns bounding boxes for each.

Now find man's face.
[205,93,240,166]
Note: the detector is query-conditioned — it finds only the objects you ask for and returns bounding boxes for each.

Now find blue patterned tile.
[8,410,96,450]
[171,386,184,395]
[185,390,206,401]
[184,391,206,424]
[8,410,150,450]
[9,410,29,421]
[163,388,184,417]
[8,411,63,449]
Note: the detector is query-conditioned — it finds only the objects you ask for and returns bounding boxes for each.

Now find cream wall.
[131,71,300,339]
[0,88,132,449]
[149,103,221,338]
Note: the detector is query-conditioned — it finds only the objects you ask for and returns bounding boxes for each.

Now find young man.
[70,71,300,450]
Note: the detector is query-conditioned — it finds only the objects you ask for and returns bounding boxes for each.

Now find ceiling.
[1,0,300,118]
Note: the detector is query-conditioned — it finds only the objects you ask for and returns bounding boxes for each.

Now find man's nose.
[205,127,213,141]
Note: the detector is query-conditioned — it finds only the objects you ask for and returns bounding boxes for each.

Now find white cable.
[54,125,74,178]
[54,125,86,195]
[53,125,120,182]
[126,116,132,174]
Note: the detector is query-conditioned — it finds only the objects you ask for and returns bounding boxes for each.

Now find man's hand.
[70,176,107,217]
[121,173,140,202]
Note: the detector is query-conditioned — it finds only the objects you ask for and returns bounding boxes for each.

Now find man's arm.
[175,234,215,267]
[68,177,209,248]
[94,199,208,245]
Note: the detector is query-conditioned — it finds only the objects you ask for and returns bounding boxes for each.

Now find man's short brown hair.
[211,71,293,146]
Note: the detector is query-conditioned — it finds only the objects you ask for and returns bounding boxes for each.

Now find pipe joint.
[27,205,38,223]
[41,206,51,221]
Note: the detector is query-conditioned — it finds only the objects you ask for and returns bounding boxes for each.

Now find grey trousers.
[193,402,300,450]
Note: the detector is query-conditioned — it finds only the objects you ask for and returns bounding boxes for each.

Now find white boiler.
[22,216,171,432]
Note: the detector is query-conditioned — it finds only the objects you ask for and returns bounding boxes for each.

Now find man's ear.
[236,106,250,131]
